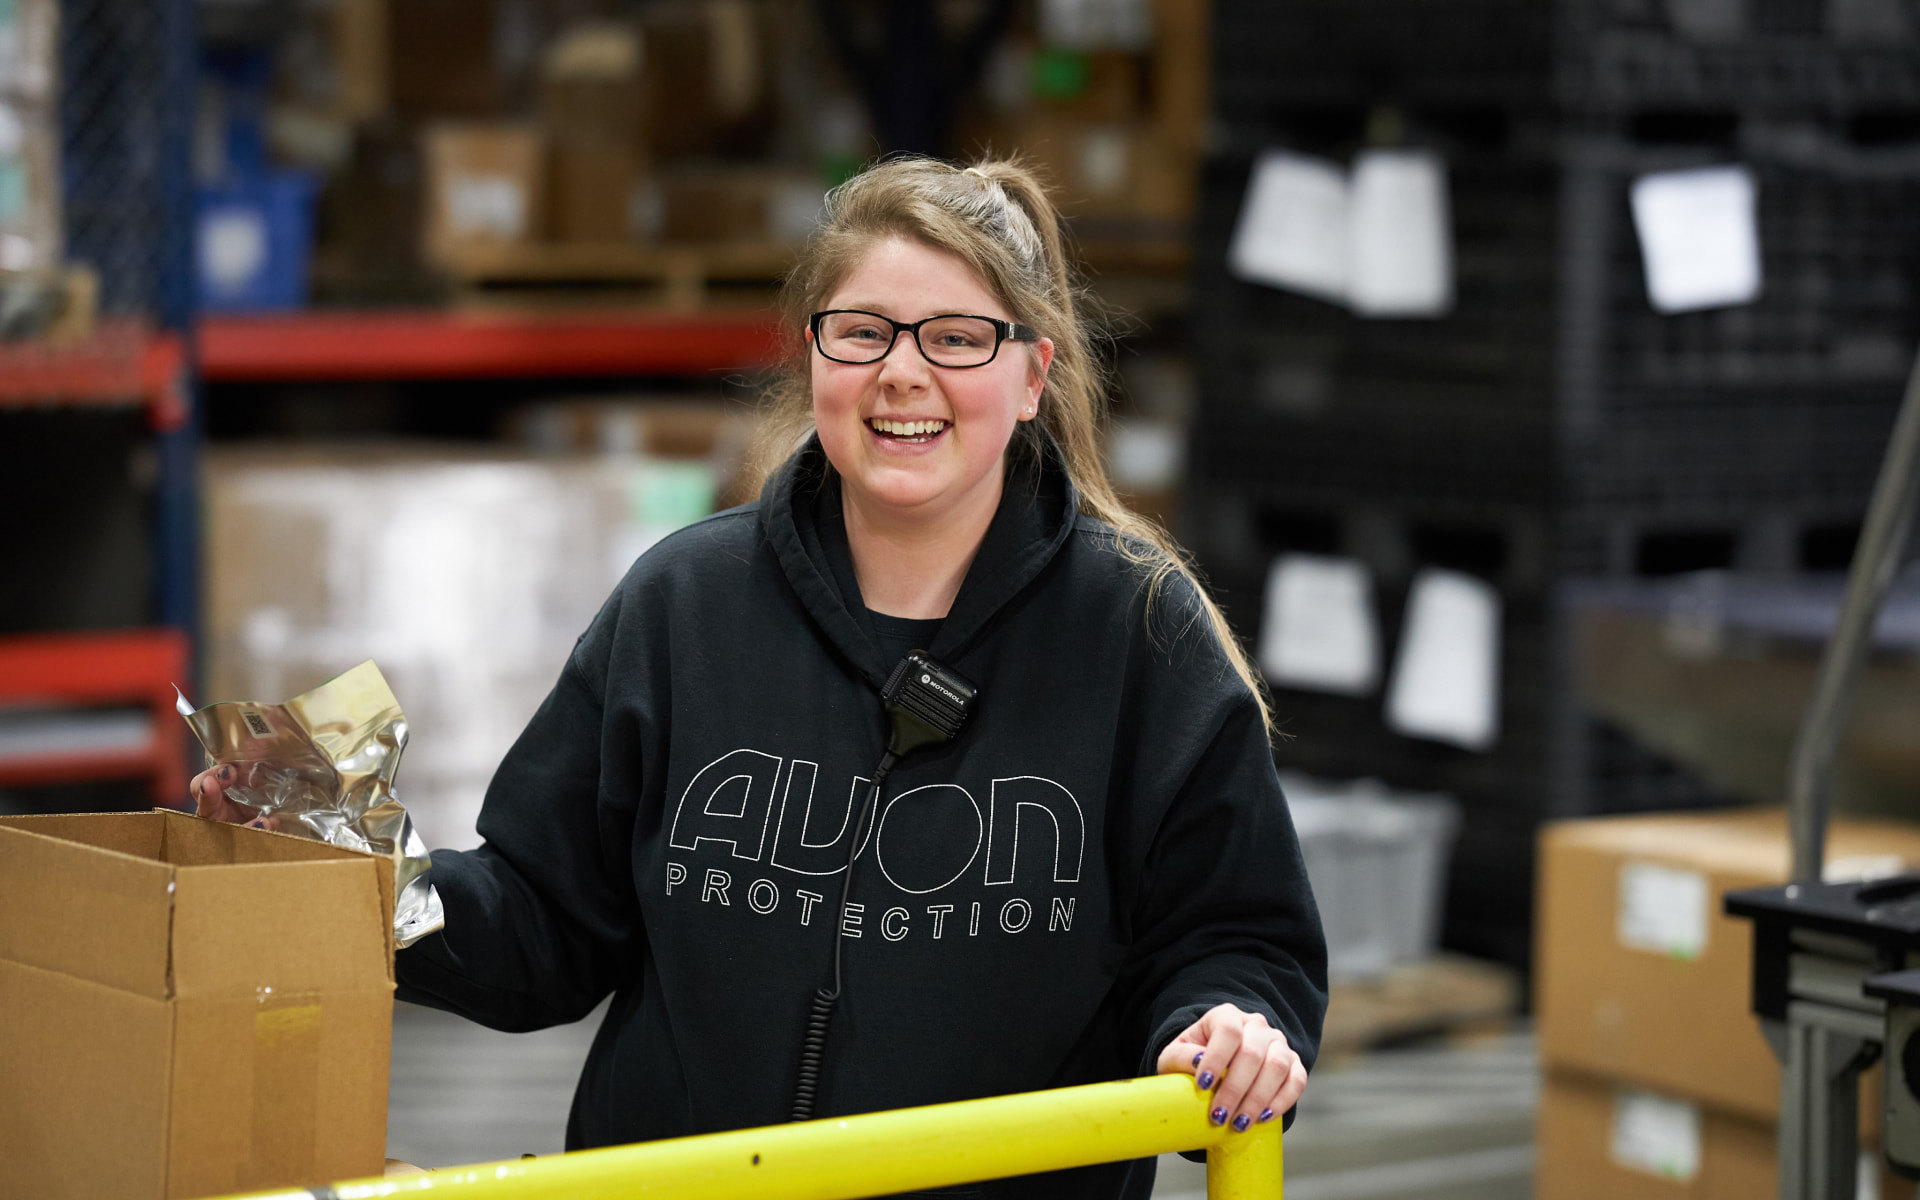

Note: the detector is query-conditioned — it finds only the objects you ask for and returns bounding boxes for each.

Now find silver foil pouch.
[176,659,445,948]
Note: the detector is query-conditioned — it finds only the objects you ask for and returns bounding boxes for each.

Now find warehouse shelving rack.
[0,0,198,809]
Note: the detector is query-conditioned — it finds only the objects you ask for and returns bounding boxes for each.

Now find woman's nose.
[876,331,931,384]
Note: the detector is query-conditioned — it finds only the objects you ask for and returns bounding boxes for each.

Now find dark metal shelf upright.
[59,0,200,635]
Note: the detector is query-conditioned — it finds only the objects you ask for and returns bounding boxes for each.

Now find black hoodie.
[395,436,1328,1198]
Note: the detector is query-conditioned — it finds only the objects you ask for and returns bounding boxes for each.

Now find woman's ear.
[1025,337,1056,415]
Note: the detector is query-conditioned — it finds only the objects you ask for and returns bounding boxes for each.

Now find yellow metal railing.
[211,1073,1280,1199]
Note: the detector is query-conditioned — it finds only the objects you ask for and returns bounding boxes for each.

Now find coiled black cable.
[788,759,892,1120]
[790,751,895,1122]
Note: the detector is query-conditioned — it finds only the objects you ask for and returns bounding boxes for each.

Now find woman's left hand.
[1156,1003,1306,1133]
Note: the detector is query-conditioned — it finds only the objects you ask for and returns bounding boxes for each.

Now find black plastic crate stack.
[1557,138,1919,578]
[1188,0,1920,967]
[1554,0,1920,580]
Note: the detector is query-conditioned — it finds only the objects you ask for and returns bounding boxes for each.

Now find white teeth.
[870,418,946,437]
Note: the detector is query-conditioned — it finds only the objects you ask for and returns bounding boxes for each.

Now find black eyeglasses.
[809,309,1040,368]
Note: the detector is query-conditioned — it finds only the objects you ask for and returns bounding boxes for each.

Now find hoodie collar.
[760,433,1081,689]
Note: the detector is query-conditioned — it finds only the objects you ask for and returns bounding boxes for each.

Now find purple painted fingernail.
[1210,1106,1227,1126]
[1257,1108,1275,1124]
[1232,1114,1251,1133]
[1196,1070,1215,1090]
[219,765,233,781]
[1191,1052,1204,1068]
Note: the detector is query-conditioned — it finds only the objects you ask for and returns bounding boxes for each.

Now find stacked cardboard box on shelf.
[200,410,745,845]
[415,0,814,262]
[1534,809,1920,1198]
[538,24,648,245]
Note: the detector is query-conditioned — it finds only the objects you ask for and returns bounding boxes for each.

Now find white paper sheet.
[1349,149,1455,317]
[1228,149,1351,305]
[1616,861,1709,960]
[1386,568,1501,750]
[1610,1090,1702,1181]
[1258,555,1379,695]
[1630,165,1762,314]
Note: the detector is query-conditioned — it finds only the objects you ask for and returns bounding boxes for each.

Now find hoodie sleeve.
[1122,688,1329,1084]
[394,644,643,1033]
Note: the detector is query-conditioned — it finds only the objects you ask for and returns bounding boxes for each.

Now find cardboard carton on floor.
[0,810,395,1199]
[1535,808,1920,1121]
[1536,1069,1911,1200]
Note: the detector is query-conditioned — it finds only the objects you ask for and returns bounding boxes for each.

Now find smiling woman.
[190,156,1329,1200]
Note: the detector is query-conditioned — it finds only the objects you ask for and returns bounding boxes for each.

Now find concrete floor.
[387,1002,1538,1198]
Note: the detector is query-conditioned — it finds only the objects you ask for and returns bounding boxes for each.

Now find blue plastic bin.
[195,171,319,311]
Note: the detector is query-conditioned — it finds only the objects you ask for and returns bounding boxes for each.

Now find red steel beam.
[197,310,791,383]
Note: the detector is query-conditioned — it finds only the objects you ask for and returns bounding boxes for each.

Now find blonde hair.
[746,156,1273,735]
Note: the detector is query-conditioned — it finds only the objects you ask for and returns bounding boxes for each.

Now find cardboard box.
[1535,809,1920,1121]
[635,166,822,245]
[545,145,646,242]
[1537,1069,1910,1200]
[422,124,543,268]
[539,24,646,149]
[0,811,395,1199]
[539,23,650,242]
[1005,115,1196,227]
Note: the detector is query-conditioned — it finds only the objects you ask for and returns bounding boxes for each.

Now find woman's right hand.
[189,764,280,830]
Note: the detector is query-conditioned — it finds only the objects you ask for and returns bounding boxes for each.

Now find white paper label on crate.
[1258,555,1379,696]
[447,173,528,240]
[1385,568,1501,750]
[200,207,268,291]
[1610,1089,1702,1181]
[1617,861,1709,960]
[1348,149,1454,317]
[1228,149,1350,306]
[1630,166,1762,314]
[1106,419,1183,492]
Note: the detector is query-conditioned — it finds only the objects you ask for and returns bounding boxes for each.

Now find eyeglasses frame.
[808,309,1041,369]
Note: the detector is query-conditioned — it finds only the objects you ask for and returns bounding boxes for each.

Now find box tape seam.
[251,991,323,1183]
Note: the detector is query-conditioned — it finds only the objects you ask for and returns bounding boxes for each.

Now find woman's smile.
[865,416,951,447]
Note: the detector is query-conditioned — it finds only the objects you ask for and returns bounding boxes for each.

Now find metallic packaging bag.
[176,659,445,947]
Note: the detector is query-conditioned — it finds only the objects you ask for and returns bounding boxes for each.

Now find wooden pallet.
[1320,955,1522,1060]
[438,240,796,312]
